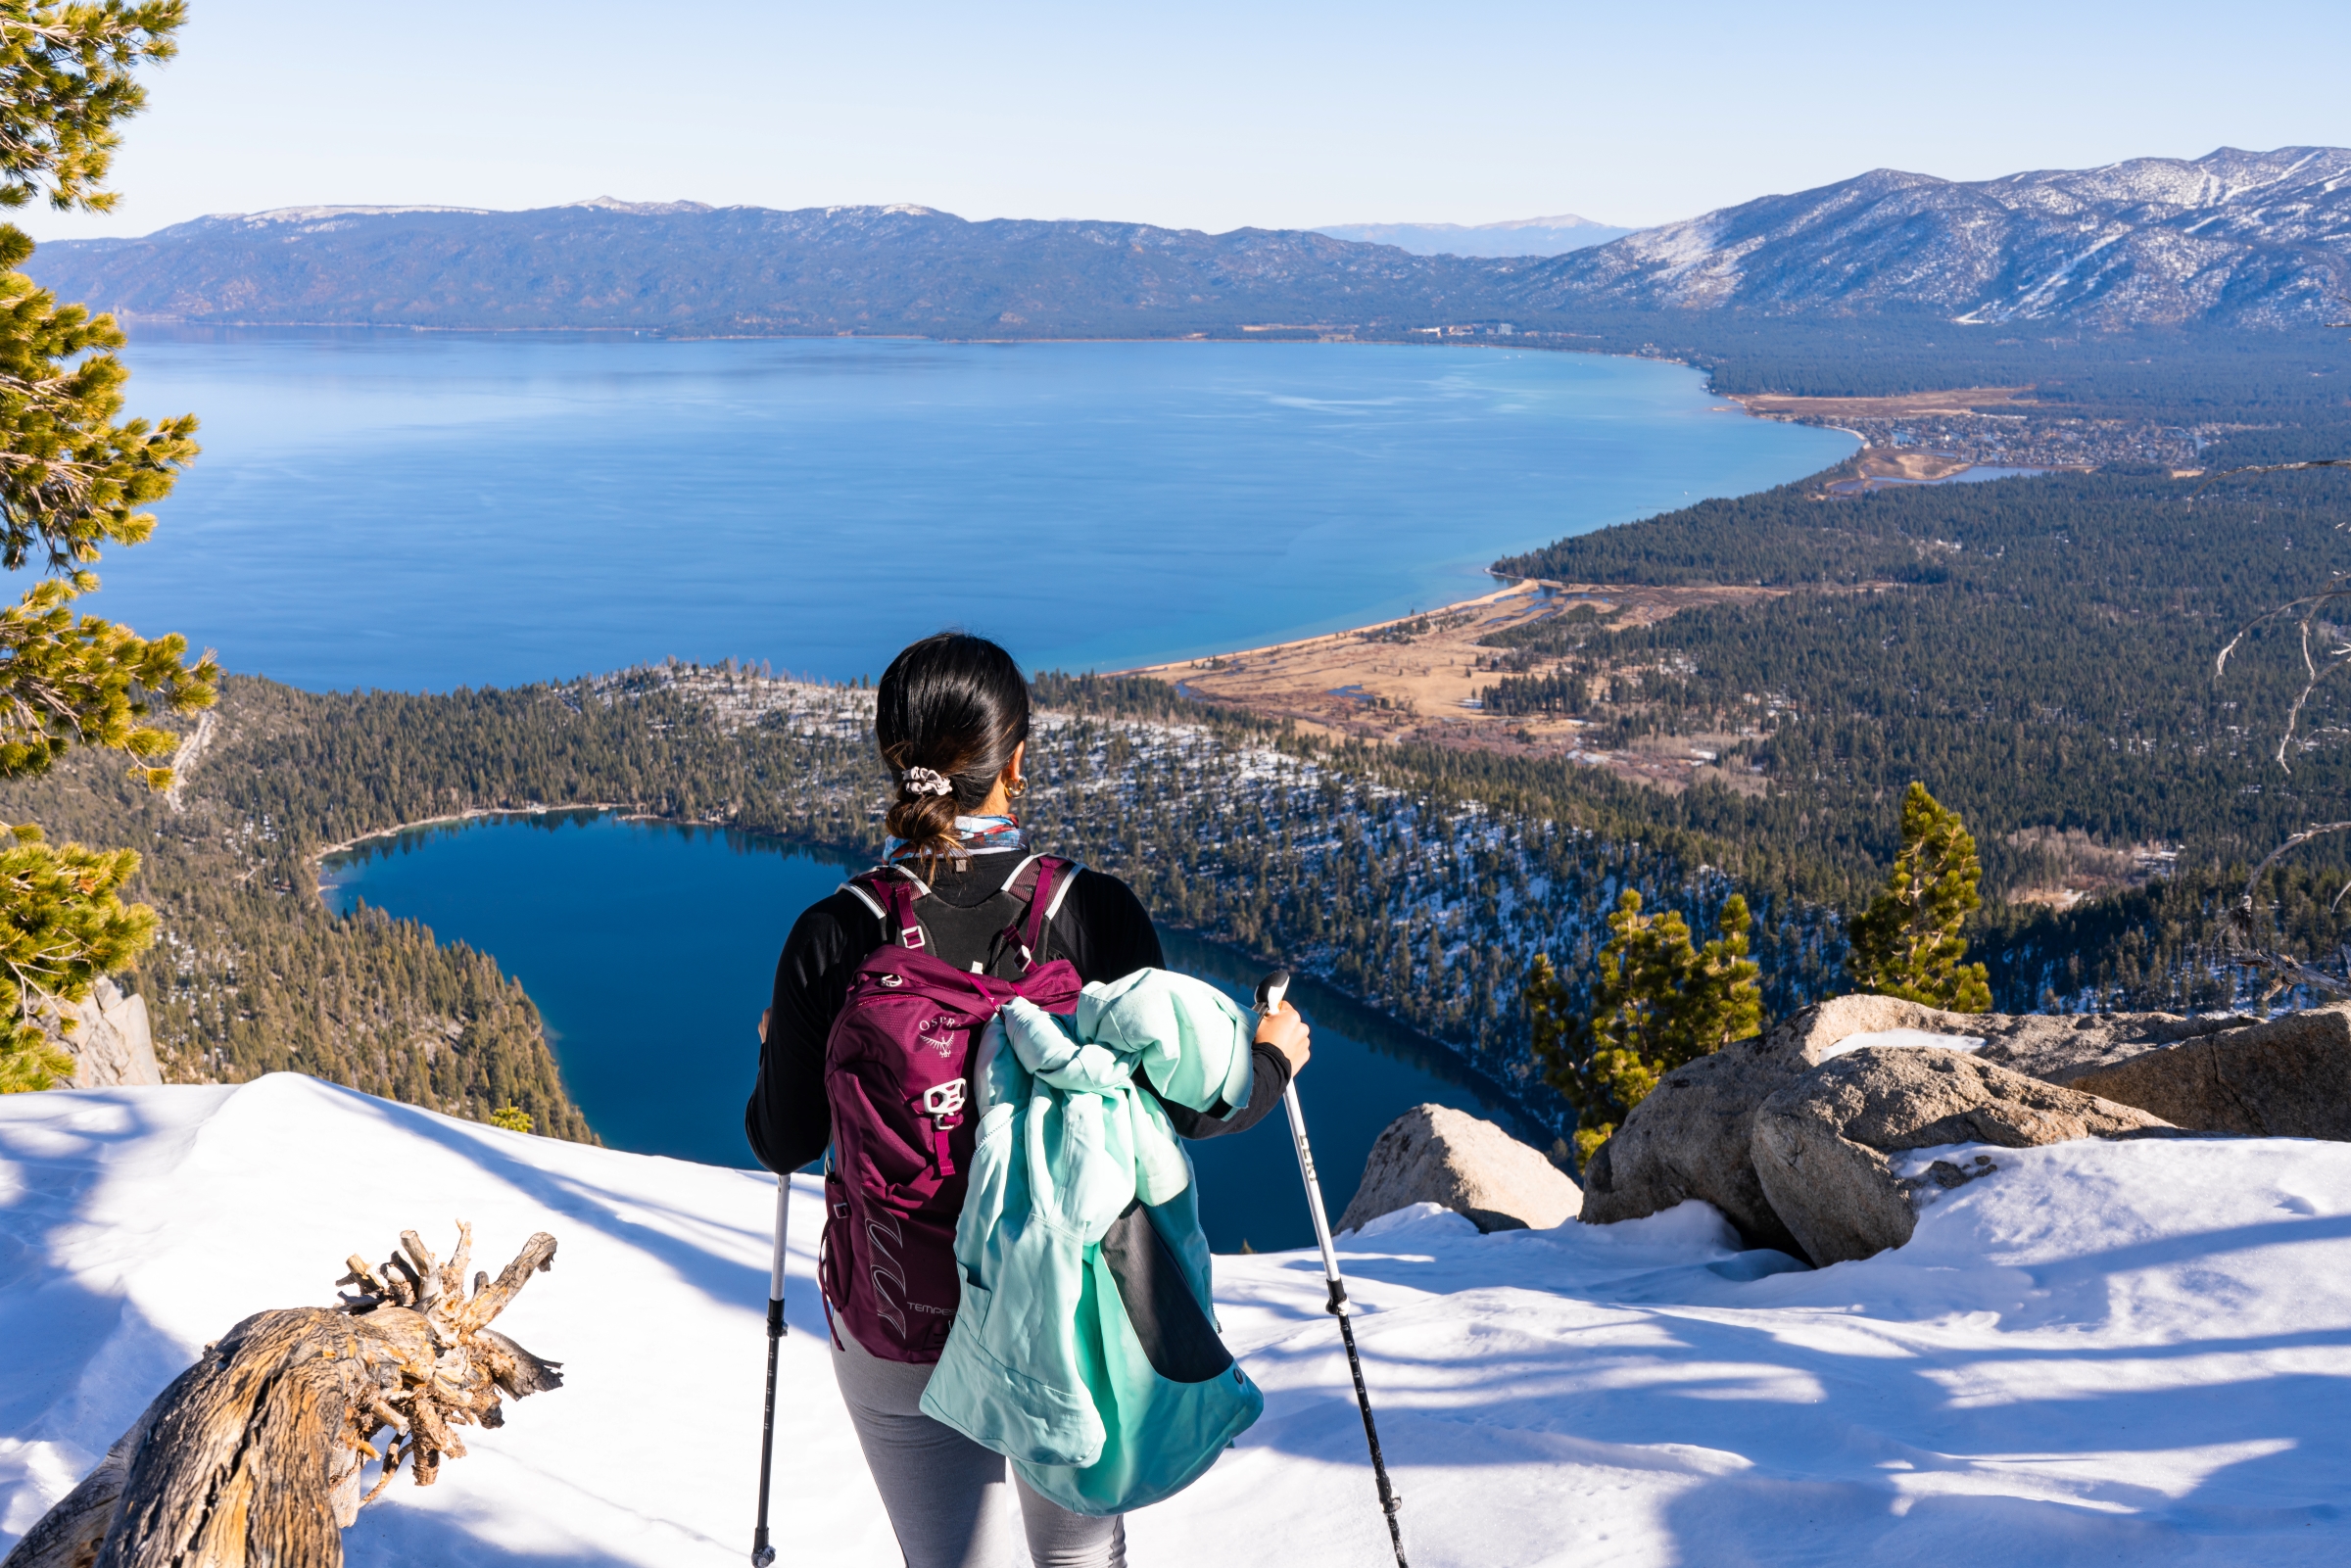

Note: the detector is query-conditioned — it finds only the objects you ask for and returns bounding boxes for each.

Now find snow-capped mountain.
[1520,146,2351,327]
[26,150,2351,334]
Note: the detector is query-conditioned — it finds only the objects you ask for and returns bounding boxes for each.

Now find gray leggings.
[831,1328,1127,1568]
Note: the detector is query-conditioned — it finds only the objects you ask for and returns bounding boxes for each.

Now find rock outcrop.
[45,977,162,1089]
[1751,1046,2172,1265]
[1581,993,2351,1261]
[1579,994,1986,1253]
[1576,993,2269,1251]
[1337,1105,1580,1234]
[2064,1004,2351,1140]
[1969,1009,2257,1086]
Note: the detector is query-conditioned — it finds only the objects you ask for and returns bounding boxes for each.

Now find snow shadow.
[346,1505,654,1566]
[1219,1208,2351,1559]
[1644,1402,2346,1564]
[340,1086,790,1324]
[1255,1301,2344,1559]
[0,1093,216,1497]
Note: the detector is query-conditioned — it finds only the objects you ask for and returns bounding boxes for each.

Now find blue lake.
[322,813,1556,1252]
[142,332,1847,1220]
[100,331,1852,690]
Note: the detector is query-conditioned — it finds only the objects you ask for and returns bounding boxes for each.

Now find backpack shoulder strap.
[973,854,1083,971]
[1018,856,1082,963]
[841,865,931,951]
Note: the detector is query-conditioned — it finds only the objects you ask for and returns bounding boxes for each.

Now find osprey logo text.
[917,1016,959,1057]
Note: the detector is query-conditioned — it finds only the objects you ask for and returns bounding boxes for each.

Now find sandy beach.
[1118,575,1788,793]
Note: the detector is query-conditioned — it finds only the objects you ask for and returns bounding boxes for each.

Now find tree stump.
[3,1223,561,1568]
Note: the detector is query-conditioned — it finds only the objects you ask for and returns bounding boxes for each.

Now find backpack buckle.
[900,924,926,950]
[921,1079,967,1120]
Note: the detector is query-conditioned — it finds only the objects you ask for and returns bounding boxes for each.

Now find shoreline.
[120,320,1687,362]
[308,801,735,899]
[1112,571,1789,791]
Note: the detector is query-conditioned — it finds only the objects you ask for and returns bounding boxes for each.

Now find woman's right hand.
[1254,1000,1312,1079]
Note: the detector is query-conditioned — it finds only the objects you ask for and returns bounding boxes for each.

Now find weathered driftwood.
[3,1223,560,1568]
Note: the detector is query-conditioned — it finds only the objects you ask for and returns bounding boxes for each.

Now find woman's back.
[739,630,1308,1568]
[744,851,1177,1178]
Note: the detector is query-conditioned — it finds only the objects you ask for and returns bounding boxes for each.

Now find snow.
[1814,1026,1988,1062]
[6,1074,2351,1565]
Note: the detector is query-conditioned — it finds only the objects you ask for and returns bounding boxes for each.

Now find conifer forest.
[18,428,2351,1155]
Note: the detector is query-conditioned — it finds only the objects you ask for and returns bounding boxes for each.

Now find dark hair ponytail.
[875,632,1031,863]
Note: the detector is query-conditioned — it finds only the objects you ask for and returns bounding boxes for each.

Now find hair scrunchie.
[901,767,954,797]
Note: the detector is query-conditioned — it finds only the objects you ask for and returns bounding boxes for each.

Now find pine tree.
[1846,781,1993,1012]
[1529,888,1761,1164]
[0,3,211,1091]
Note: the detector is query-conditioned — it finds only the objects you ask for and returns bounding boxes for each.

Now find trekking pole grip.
[1253,969,1290,1019]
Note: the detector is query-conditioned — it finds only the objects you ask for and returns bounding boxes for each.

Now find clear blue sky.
[25,0,2351,241]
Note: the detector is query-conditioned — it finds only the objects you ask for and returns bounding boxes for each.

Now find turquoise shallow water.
[322,813,1552,1252]
[98,331,1851,690]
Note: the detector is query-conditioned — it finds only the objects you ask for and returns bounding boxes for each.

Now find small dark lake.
[321,811,1553,1252]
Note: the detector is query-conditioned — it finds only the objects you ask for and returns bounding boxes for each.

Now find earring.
[1009,775,1029,798]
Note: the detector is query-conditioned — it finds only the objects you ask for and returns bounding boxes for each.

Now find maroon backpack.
[818,855,1081,1362]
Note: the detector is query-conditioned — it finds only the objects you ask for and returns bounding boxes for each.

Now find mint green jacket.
[917,968,1266,1516]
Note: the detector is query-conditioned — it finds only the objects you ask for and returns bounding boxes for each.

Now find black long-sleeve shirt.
[744,855,1289,1173]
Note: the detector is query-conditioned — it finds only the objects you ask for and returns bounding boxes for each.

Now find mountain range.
[23,199,1528,337]
[1312,214,1632,257]
[22,147,2350,337]
[1523,146,2351,330]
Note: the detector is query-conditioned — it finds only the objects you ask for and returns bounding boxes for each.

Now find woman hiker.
[744,631,1312,1568]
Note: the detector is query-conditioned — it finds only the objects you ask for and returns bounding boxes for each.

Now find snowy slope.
[1521,145,2351,328]
[4,1074,2350,1566]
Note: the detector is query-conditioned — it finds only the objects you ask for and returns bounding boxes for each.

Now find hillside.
[24,666,1817,1141]
[0,692,598,1142]
[20,199,1531,337]
[1452,452,2351,1009]
[1519,146,2351,328]
[0,667,1646,1146]
[23,148,2351,345]
[21,532,2351,1153]
[5,1073,2347,1564]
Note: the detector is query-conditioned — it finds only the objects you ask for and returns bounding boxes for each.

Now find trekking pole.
[1256,970,1408,1568]
[750,1170,790,1567]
